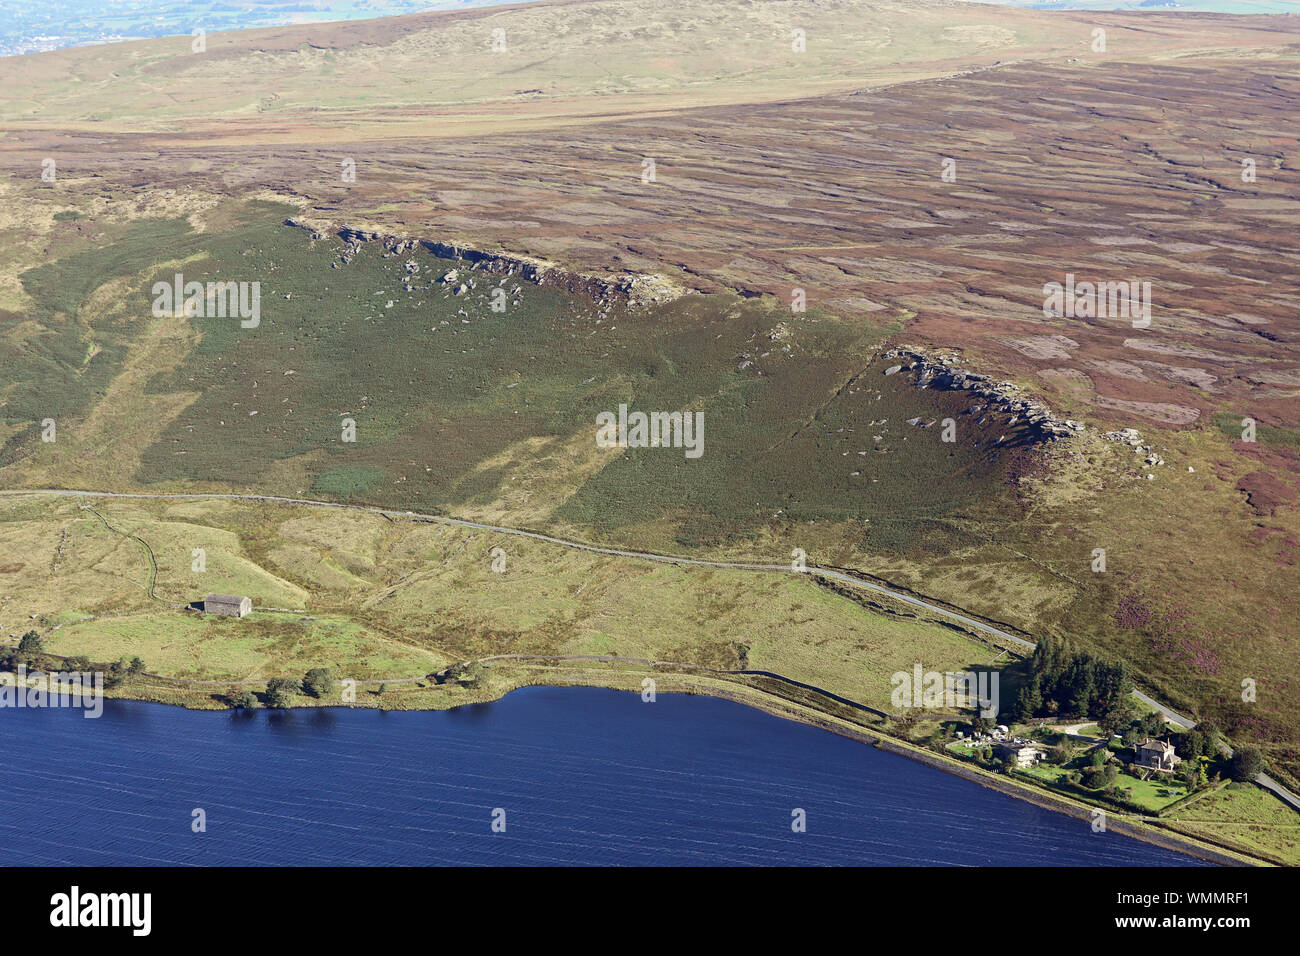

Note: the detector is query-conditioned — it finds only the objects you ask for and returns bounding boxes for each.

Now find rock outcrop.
[285,219,684,310]
[881,346,1085,443]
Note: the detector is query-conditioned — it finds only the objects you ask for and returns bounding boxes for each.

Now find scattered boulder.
[881,347,1084,443]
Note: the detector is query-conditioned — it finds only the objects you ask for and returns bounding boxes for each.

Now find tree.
[302,668,334,699]
[128,657,146,675]
[230,689,258,709]
[1194,720,1222,754]
[17,631,43,654]
[1140,711,1166,737]
[447,660,484,687]
[64,655,92,672]
[1093,660,1133,717]
[1227,746,1264,782]
[1099,698,1137,738]
[1012,684,1042,722]
[1063,660,1096,718]
[1176,730,1206,760]
[265,676,302,709]
[267,676,301,695]
[1024,635,1133,720]
[105,658,133,687]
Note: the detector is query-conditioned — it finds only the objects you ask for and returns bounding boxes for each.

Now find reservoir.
[0,686,1205,866]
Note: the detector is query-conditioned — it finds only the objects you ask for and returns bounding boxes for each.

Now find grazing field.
[1163,782,1300,866]
[48,610,445,683]
[0,493,1001,711]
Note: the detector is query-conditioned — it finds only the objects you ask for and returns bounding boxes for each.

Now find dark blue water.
[0,687,1204,866]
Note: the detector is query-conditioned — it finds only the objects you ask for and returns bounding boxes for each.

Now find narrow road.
[1132,689,1300,812]
[3,486,1294,808]
[0,487,1036,640]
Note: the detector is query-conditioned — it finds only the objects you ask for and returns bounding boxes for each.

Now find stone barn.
[203,594,252,618]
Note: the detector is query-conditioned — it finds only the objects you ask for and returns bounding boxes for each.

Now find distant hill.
[4,0,1289,142]
[960,0,1300,12]
[0,0,533,58]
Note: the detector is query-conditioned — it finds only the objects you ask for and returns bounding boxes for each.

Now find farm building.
[203,594,252,618]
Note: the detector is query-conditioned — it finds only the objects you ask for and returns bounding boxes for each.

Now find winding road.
[3,486,1295,810]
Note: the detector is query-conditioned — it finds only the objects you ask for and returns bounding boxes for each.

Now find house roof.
[205,594,249,604]
[994,741,1038,752]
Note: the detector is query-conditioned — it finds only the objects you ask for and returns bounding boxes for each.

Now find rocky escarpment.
[881,346,1085,443]
[285,219,685,311]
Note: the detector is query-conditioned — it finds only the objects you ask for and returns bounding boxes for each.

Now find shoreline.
[43,662,1265,868]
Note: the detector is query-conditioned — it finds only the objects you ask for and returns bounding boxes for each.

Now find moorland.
[0,0,1296,862]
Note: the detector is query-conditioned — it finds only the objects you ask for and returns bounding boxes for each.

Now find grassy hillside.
[1,0,1289,140]
[0,493,1000,710]
[1163,782,1300,866]
[3,210,1036,559]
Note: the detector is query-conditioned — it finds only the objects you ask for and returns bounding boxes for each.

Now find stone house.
[994,741,1042,769]
[1136,737,1181,772]
[203,594,252,618]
